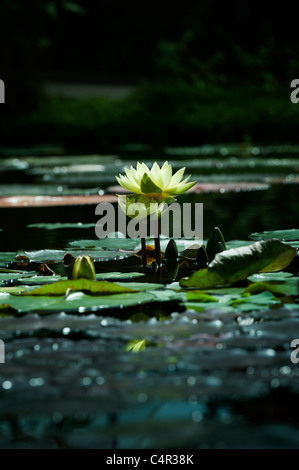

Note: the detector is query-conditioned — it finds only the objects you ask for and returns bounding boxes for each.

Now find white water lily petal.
[150,162,163,187]
[116,162,195,200]
[125,168,135,183]
[116,175,141,193]
[137,162,150,178]
[130,166,140,184]
[161,161,172,187]
[172,180,196,195]
[168,167,186,187]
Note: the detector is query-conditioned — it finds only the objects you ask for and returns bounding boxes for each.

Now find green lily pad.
[28,223,96,230]
[95,272,144,280]
[246,276,299,296]
[116,282,164,292]
[0,286,26,294]
[18,279,138,296]
[0,252,17,265]
[243,282,285,296]
[15,248,134,264]
[15,272,145,285]
[248,272,294,282]
[0,291,158,313]
[250,229,299,241]
[186,291,219,302]
[180,239,296,289]
[0,272,36,284]
[67,237,141,250]
[14,275,64,285]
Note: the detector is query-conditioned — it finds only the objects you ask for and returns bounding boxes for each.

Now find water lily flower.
[116,161,196,201]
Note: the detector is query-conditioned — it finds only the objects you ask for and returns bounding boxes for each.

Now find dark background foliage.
[1,0,299,151]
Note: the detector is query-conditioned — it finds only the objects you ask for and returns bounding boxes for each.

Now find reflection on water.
[0,183,297,250]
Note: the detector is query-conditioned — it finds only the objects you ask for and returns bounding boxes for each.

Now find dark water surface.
[0,151,299,449]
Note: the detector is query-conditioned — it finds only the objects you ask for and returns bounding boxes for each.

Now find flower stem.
[141,237,147,270]
[155,233,162,268]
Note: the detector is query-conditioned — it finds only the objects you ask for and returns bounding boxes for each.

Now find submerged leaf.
[126,339,147,352]
[180,239,296,289]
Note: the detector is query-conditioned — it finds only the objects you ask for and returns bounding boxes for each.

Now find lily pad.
[19,279,138,296]
[67,238,140,250]
[0,272,35,284]
[250,229,299,242]
[15,248,135,264]
[0,252,17,265]
[0,290,158,313]
[180,239,296,289]
[27,223,96,230]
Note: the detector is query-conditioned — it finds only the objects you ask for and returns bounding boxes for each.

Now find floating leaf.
[0,252,17,265]
[180,239,296,289]
[95,272,144,280]
[67,237,140,250]
[186,291,218,302]
[243,282,285,296]
[19,279,138,296]
[0,291,157,313]
[250,229,299,241]
[0,286,26,294]
[28,222,95,230]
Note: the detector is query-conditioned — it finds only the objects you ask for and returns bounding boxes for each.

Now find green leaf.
[18,279,138,296]
[0,252,17,265]
[243,282,285,296]
[180,239,296,289]
[67,237,140,250]
[247,273,299,296]
[126,339,147,353]
[250,229,299,241]
[1,291,157,313]
[186,291,218,302]
[28,223,95,230]
[140,173,162,194]
[95,272,144,280]
[0,286,26,294]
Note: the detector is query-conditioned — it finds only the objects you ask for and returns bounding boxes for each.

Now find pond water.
[0,147,299,449]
